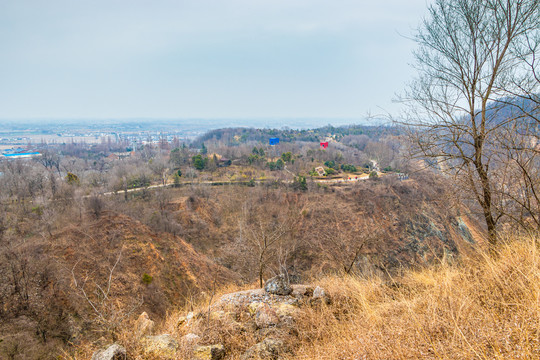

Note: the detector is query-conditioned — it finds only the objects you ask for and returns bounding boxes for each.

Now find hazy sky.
[0,0,429,120]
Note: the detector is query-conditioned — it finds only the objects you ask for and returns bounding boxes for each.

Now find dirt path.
[101,173,378,196]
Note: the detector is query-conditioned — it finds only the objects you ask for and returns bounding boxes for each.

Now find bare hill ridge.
[0,212,240,358]
[55,213,241,315]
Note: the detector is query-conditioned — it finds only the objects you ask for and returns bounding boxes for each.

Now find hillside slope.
[0,213,239,359]
[140,174,484,281]
[55,213,239,315]
[90,233,539,359]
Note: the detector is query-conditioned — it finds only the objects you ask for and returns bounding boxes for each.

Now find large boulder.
[193,344,226,360]
[264,275,292,296]
[91,344,127,360]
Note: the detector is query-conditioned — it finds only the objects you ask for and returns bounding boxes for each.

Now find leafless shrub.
[86,194,105,219]
[71,250,142,341]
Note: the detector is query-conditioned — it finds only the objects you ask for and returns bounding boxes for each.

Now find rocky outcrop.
[91,344,127,360]
[134,312,154,337]
[209,283,325,319]
[174,281,329,359]
[89,280,330,359]
[213,285,311,309]
[264,275,292,295]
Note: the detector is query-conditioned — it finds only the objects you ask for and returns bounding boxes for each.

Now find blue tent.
[269,138,279,145]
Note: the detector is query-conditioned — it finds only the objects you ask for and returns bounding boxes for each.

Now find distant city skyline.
[0,0,430,120]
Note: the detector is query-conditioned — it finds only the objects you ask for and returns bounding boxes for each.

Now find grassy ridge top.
[292,234,540,359]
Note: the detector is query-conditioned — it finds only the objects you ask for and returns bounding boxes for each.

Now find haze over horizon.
[1,0,429,121]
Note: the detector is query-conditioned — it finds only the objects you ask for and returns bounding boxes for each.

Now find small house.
[219,158,232,167]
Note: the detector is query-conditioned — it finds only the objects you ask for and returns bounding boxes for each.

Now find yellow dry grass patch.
[293,235,540,359]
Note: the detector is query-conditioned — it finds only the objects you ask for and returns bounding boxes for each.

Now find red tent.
[320,142,329,149]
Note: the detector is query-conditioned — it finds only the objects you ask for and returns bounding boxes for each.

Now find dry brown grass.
[292,234,540,359]
[69,233,540,359]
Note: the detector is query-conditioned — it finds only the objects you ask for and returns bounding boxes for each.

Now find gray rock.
[312,286,326,298]
[290,285,313,297]
[264,275,292,296]
[242,338,285,360]
[312,286,331,305]
[91,344,127,360]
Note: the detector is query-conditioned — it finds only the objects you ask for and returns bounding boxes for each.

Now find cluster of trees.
[323,160,359,173]
[266,159,285,171]
[246,148,297,171]
[247,147,266,166]
[193,124,402,148]
[266,152,294,171]
[182,124,409,179]
[309,161,362,177]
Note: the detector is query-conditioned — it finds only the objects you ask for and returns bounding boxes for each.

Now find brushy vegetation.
[293,234,540,359]
[96,233,540,359]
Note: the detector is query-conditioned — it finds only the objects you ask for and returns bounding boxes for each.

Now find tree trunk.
[258,247,266,288]
[476,159,498,251]
[259,263,264,288]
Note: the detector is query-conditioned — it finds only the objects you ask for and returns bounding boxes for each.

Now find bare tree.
[149,156,169,185]
[494,119,540,231]
[86,194,105,219]
[36,149,61,175]
[312,196,380,274]
[71,249,142,341]
[237,194,301,287]
[402,0,540,249]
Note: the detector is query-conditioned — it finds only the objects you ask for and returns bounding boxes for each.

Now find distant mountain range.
[483,95,539,125]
